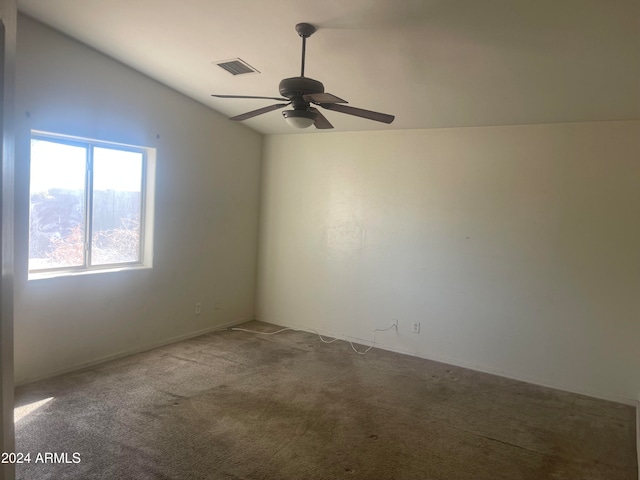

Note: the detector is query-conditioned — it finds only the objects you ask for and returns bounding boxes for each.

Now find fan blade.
[310,107,333,129]
[319,103,395,124]
[230,103,290,121]
[213,94,288,101]
[303,92,347,104]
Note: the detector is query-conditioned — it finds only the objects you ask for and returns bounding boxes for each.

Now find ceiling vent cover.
[214,58,259,75]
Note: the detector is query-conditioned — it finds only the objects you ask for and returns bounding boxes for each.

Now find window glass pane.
[91,147,143,266]
[29,139,87,270]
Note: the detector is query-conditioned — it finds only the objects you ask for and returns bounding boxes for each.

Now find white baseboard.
[15,316,253,386]
[396,345,636,406]
[259,319,637,406]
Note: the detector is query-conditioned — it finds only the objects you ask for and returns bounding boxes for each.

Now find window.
[28,132,155,277]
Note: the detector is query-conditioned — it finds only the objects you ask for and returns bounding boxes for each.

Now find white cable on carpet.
[230,324,397,355]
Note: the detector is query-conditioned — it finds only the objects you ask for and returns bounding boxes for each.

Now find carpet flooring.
[14,321,637,479]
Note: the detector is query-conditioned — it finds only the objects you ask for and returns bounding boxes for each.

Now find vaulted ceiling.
[17,0,640,135]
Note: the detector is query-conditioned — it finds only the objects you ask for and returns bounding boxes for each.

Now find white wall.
[13,16,263,383]
[257,121,640,403]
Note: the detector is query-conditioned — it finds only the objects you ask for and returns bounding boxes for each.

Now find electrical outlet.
[194,303,201,315]
[214,300,221,311]
[412,322,420,333]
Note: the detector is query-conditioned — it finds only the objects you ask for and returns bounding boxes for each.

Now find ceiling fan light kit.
[212,23,395,130]
[282,109,317,129]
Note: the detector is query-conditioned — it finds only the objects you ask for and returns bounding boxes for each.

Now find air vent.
[214,58,259,76]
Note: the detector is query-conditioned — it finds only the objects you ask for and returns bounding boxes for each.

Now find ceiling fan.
[212,23,395,129]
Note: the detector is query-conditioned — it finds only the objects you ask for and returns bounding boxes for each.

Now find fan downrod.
[296,23,316,77]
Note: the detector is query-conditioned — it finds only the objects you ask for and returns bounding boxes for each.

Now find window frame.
[28,131,155,279]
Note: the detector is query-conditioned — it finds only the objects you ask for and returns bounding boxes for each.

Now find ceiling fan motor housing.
[279,77,324,102]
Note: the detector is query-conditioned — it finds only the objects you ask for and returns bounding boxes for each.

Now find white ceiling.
[17,0,640,135]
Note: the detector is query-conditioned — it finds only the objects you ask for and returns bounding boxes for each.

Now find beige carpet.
[15,321,637,479]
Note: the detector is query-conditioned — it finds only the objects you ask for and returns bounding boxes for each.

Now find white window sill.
[28,264,152,281]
